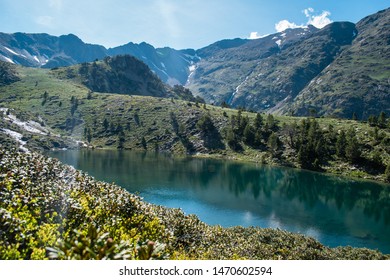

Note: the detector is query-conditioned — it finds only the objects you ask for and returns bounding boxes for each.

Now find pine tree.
[240,116,249,135]
[109,122,116,133]
[336,130,347,158]
[86,128,92,143]
[116,124,123,133]
[265,114,276,131]
[170,112,179,134]
[378,111,387,128]
[42,91,49,106]
[254,113,263,130]
[243,124,255,146]
[294,118,326,170]
[102,118,109,131]
[226,128,241,151]
[118,131,125,149]
[345,128,361,163]
[298,145,309,168]
[141,137,147,150]
[254,131,263,147]
[197,114,214,134]
[267,132,279,154]
[70,96,78,116]
[368,115,378,127]
[134,112,140,126]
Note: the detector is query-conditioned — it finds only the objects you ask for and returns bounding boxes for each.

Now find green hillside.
[51,55,200,101]
[1,62,390,182]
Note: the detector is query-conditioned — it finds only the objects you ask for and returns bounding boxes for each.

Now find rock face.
[1,8,389,118]
[108,43,200,86]
[0,61,20,85]
[186,8,390,119]
[0,33,198,86]
[283,8,390,119]
[52,55,198,101]
[0,33,107,68]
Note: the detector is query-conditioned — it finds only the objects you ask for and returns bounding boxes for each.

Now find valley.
[1,60,390,183]
[0,6,389,261]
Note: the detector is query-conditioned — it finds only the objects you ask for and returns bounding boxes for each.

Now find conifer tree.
[265,114,276,131]
[141,137,147,150]
[254,113,263,130]
[226,128,241,151]
[103,118,109,131]
[197,114,214,134]
[378,111,387,128]
[86,128,92,143]
[345,128,361,163]
[243,123,255,146]
[336,130,347,158]
[118,131,125,149]
[368,115,378,127]
[267,132,279,154]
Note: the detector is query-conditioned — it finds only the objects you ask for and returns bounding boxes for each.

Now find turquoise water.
[48,149,390,253]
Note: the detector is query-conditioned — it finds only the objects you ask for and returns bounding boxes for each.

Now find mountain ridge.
[0,32,197,86]
[1,7,389,118]
[282,8,390,119]
[186,8,389,119]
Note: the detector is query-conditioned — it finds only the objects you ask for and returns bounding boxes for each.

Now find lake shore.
[1,148,389,260]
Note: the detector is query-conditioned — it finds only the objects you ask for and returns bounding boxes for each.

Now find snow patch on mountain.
[0,55,14,64]
[4,47,19,56]
[1,108,49,135]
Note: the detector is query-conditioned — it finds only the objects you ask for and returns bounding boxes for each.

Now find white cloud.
[272,7,333,33]
[303,7,314,18]
[307,10,332,28]
[275,20,304,32]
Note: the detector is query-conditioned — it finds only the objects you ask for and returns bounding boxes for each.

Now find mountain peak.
[59,33,84,43]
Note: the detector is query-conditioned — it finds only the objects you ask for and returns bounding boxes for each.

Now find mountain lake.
[48,149,390,254]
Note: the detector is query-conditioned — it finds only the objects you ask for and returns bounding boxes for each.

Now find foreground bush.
[0,148,388,260]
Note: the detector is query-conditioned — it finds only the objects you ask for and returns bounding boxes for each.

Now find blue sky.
[0,0,388,49]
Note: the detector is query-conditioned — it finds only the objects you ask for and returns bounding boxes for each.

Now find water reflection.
[48,149,390,253]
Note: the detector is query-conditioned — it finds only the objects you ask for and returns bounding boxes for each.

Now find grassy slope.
[1,65,390,183]
[1,148,388,260]
[288,8,390,119]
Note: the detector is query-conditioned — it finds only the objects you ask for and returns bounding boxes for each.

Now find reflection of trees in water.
[53,150,390,226]
[192,160,390,227]
[275,170,390,226]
